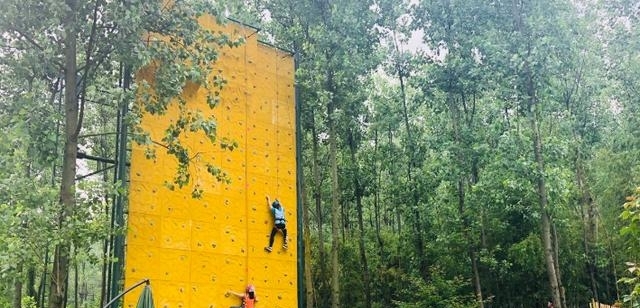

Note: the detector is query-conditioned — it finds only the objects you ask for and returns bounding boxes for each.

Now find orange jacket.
[243,294,256,308]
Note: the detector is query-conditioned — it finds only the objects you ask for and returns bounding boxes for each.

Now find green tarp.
[136,285,155,308]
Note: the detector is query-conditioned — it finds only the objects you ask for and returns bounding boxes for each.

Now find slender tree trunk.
[50,0,79,306]
[385,125,401,235]
[38,248,48,308]
[518,26,563,304]
[328,105,341,308]
[457,178,484,308]
[303,211,316,308]
[94,130,110,308]
[393,39,425,275]
[576,152,598,301]
[561,51,599,304]
[603,225,621,301]
[469,156,484,308]
[373,129,384,255]
[99,156,110,307]
[14,264,23,308]
[456,178,485,307]
[348,130,372,308]
[513,0,562,298]
[74,249,78,308]
[341,199,348,240]
[27,266,36,299]
[530,108,562,308]
[100,217,109,308]
[552,223,566,307]
[325,70,341,308]
[449,98,484,308]
[300,166,316,308]
[310,109,328,301]
[470,250,483,308]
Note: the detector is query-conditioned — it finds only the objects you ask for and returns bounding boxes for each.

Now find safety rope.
[275,47,280,199]
[243,29,250,283]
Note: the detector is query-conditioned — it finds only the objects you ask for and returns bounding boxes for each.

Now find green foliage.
[1,0,639,307]
[392,269,473,308]
[22,296,37,308]
[508,233,545,274]
[124,1,245,195]
[620,188,640,306]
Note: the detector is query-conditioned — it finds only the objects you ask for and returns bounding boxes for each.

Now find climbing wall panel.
[124,16,296,308]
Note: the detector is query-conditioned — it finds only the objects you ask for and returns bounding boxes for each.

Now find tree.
[0,56,65,308]
[0,1,241,307]
[492,1,573,306]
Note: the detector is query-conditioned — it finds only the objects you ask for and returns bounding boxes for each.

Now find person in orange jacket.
[226,284,258,308]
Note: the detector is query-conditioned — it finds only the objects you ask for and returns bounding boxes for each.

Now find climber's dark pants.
[268,223,287,247]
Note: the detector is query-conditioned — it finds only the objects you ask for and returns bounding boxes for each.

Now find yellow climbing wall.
[123,17,296,308]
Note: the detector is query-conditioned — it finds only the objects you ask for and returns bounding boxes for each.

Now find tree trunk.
[74,250,78,308]
[514,2,562,298]
[348,130,372,308]
[604,225,621,301]
[310,109,328,301]
[300,168,316,308]
[470,250,484,308]
[385,124,401,235]
[38,248,49,308]
[326,70,341,308]
[552,223,566,308]
[457,176,484,308]
[341,198,348,240]
[519,31,562,305]
[99,157,110,308]
[14,263,23,308]
[373,129,384,255]
[303,211,316,308]
[530,109,562,308]
[576,152,598,301]
[354,194,371,308]
[456,177,485,307]
[394,43,425,275]
[328,105,341,308]
[49,0,79,307]
[27,266,36,299]
[469,156,484,308]
[447,79,484,308]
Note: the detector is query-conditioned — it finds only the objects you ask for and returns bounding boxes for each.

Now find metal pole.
[109,64,131,308]
[294,51,305,308]
[105,63,124,306]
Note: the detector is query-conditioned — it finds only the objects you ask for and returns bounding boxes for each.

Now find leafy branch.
[619,187,640,306]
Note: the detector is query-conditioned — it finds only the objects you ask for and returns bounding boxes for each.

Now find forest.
[1,0,640,308]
